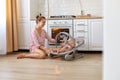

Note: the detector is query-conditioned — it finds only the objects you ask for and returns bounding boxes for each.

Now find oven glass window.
[51,28,69,43]
[52,28,69,38]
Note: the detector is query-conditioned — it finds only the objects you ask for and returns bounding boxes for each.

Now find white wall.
[30,0,39,19]
[30,0,47,19]
[0,0,6,55]
[30,0,103,18]
[104,0,120,80]
[48,0,103,16]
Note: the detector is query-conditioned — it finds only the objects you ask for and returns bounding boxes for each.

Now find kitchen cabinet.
[18,23,30,49]
[73,19,89,50]
[74,18,103,51]
[88,19,103,51]
[17,0,30,49]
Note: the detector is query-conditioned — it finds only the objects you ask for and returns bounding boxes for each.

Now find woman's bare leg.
[17,49,47,59]
[33,48,47,59]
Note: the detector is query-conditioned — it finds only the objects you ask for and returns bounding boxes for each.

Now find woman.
[17,16,55,59]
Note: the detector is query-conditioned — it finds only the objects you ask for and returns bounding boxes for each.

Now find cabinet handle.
[78,36,85,38]
[77,24,86,26]
[77,30,86,32]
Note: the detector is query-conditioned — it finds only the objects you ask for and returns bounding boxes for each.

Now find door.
[88,19,103,51]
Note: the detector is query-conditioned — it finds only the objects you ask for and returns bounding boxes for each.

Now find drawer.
[75,25,88,31]
[74,19,88,26]
[74,32,87,38]
[75,37,89,50]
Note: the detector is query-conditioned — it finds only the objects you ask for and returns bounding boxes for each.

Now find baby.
[50,39,75,53]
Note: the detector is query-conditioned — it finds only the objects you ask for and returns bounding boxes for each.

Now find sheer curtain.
[6,0,18,52]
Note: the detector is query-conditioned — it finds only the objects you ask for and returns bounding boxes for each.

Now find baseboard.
[18,49,29,52]
[76,50,102,53]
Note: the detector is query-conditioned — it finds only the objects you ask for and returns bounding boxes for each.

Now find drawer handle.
[77,30,86,32]
[77,24,86,26]
[78,36,85,38]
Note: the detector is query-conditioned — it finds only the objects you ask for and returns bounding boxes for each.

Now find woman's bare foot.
[17,53,26,59]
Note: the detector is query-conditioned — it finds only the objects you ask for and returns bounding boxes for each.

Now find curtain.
[6,0,18,52]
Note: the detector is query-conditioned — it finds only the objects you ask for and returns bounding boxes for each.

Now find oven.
[47,19,73,45]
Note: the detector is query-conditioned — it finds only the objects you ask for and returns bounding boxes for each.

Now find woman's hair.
[36,15,46,24]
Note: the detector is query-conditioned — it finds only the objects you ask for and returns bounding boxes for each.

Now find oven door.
[48,26,73,45]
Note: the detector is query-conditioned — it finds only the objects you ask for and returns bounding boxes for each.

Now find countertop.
[30,15,103,21]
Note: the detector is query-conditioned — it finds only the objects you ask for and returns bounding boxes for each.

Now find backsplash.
[30,0,103,18]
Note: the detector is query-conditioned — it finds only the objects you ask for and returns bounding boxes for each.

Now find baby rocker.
[48,32,84,61]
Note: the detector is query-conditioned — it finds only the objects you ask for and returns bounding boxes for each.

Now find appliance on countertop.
[50,15,76,18]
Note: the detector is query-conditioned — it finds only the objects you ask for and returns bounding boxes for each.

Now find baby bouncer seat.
[48,32,84,61]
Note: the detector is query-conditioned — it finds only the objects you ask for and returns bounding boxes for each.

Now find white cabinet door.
[88,19,103,51]
[74,19,89,50]
[30,21,36,32]
[18,23,30,49]
[17,0,30,49]
[17,0,30,22]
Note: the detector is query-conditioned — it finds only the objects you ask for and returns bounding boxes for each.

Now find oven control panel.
[48,20,73,25]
